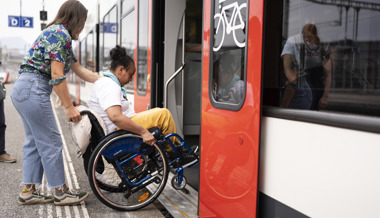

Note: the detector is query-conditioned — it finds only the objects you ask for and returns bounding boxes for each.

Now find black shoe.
[178,152,198,167]
[176,145,198,154]
[167,151,180,162]
[156,139,175,153]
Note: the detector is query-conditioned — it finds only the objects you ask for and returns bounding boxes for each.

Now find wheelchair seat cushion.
[69,105,108,155]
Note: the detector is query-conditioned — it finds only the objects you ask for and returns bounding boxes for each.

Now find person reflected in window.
[214,51,244,104]
[281,23,331,110]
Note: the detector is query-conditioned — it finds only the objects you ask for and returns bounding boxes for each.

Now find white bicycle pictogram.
[213,1,247,52]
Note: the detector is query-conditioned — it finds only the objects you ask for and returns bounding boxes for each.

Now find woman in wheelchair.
[84,45,198,211]
[87,45,198,168]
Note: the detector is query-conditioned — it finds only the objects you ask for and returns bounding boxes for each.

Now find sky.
[0,0,92,51]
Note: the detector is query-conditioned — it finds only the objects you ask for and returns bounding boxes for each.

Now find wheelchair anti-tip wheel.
[88,130,169,211]
[171,175,187,190]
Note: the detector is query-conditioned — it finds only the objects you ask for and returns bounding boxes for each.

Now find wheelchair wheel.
[88,130,169,211]
[171,175,187,190]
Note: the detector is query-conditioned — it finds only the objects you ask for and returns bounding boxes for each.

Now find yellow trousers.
[130,108,178,147]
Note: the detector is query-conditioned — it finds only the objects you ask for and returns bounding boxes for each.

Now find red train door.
[199,0,263,217]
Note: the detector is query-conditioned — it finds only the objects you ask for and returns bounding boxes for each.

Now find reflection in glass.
[79,40,86,86]
[281,23,330,110]
[213,49,245,104]
[103,6,118,71]
[86,31,96,72]
[67,41,80,84]
[279,0,380,116]
[137,0,148,95]
[80,41,86,67]
[121,9,135,91]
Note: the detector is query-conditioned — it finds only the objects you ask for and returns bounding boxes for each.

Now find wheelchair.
[79,109,199,211]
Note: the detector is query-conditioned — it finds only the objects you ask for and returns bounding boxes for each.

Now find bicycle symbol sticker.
[213,0,247,52]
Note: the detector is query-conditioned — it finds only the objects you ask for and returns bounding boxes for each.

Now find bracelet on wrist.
[49,76,67,86]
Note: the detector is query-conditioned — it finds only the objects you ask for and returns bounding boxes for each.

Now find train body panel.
[260,116,380,217]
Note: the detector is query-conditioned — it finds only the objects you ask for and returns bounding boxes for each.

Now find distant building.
[0,43,25,83]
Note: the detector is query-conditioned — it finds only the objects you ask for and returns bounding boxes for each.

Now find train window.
[67,41,80,85]
[137,0,148,95]
[121,6,135,92]
[263,0,380,117]
[86,31,96,72]
[210,0,247,110]
[80,40,86,67]
[79,40,86,86]
[102,6,118,70]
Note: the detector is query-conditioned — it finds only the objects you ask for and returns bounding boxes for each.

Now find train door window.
[263,0,380,117]
[86,31,95,72]
[210,0,248,110]
[137,0,148,95]
[102,6,118,70]
[121,1,135,92]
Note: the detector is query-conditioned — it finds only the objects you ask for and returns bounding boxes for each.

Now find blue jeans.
[11,73,65,188]
[287,79,312,110]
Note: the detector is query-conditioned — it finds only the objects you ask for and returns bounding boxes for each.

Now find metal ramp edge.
[147,172,199,218]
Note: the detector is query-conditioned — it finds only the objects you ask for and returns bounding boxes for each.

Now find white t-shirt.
[87,77,136,133]
[281,34,323,72]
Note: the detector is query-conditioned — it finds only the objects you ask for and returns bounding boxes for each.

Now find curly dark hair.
[110,45,135,71]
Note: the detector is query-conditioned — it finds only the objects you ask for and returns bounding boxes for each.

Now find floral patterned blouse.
[19,24,77,78]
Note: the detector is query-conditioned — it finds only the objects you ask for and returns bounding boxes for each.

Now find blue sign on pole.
[8,15,33,28]
[8,16,20,27]
[22,17,33,28]
[101,23,117,33]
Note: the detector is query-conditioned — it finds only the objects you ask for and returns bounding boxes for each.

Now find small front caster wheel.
[171,175,187,190]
